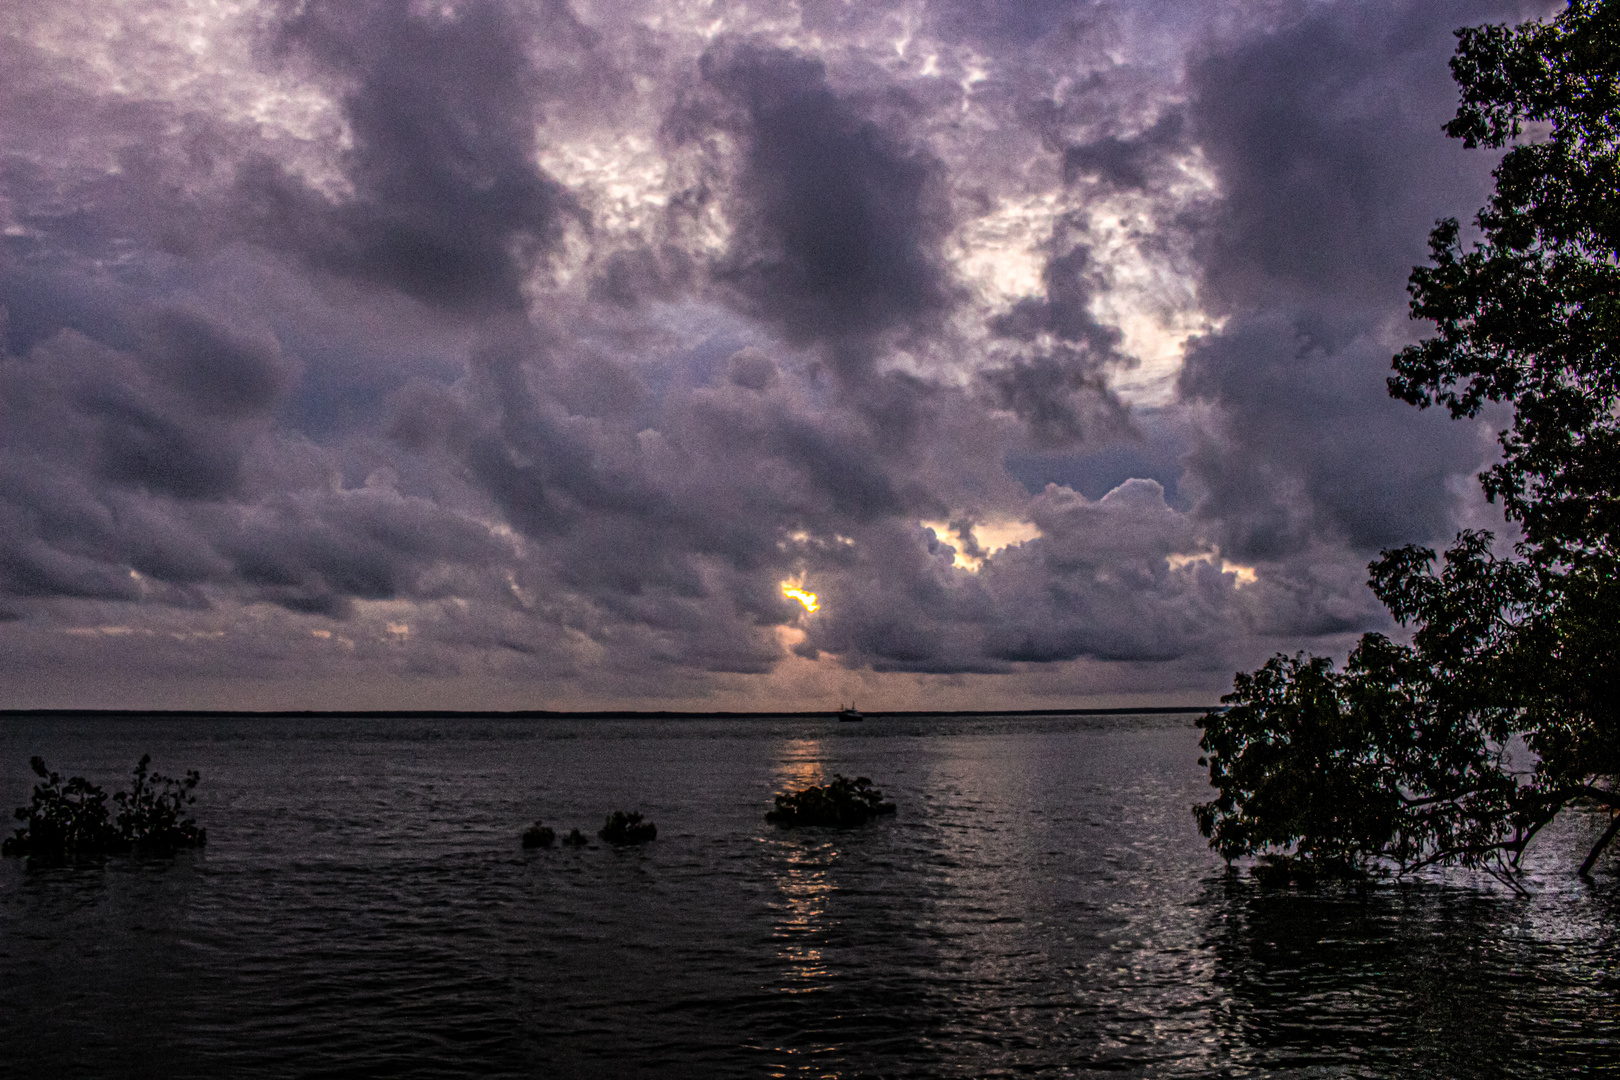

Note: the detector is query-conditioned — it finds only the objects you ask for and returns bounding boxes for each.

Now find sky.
[0,0,1554,712]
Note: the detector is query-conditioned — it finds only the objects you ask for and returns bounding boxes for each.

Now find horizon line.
[0,706,1220,720]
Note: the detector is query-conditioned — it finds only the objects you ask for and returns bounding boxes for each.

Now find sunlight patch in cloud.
[1084,154,1219,405]
[538,133,670,238]
[1167,548,1258,587]
[11,0,349,190]
[923,517,1041,571]
[782,580,819,613]
[948,192,1057,308]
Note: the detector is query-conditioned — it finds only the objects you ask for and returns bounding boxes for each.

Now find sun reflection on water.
[773,742,827,793]
[767,743,836,992]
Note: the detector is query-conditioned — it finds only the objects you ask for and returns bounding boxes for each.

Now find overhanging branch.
[1579,812,1620,876]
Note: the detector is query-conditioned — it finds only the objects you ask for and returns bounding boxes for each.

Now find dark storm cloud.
[138,308,300,418]
[449,333,913,568]
[977,478,1387,667]
[982,244,1131,448]
[791,521,1001,674]
[982,348,1128,449]
[366,327,926,674]
[236,0,588,312]
[3,316,289,507]
[458,338,681,542]
[980,480,1211,664]
[795,479,1265,674]
[989,246,1121,352]
[213,487,509,617]
[1061,111,1189,192]
[0,0,1564,705]
[0,308,508,619]
[725,347,778,392]
[1005,407,1193,504]
[588,245,696,308]
[969,58,1188,453]
[1188,0,1549,317]
[0,41,231,276]
[0,60,234,360]
[90,399,244,501]
[1173,0,1546,561]
[683,41,957,349]
[1178,315,1488,560]
[42,307,302,507]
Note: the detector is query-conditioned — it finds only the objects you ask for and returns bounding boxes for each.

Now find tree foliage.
[1198,0,1620,884]
[766,774,897,828]
[3,755,205,863]
[598,809,657,845]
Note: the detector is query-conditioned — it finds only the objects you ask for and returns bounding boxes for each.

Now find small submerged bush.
[1249,853,1363,889]
[766,774,896,828]
[116,754,206,854]
[561,828,588,848]
[598,810,656,846]
[3,755,205,863]
[521,822,556,849]
[2,758,119,858]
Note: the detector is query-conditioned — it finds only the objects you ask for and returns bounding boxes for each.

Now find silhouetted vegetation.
[521,821,556,849]
[561,828,589,848]
[1247,853,1359,890]
[598,810,656,845]
[3,755,205,863]
[1198,1,1620,887]
[766,774,896,828]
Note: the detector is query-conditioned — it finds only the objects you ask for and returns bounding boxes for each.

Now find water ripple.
[1,713,1616,1077]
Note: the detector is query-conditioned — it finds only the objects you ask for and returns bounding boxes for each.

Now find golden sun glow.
[921,517,1042,572]
[782,582,819,612]
[1167,548,1259,588]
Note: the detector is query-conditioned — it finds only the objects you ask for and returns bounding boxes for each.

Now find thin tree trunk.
[1579,812,1620,877]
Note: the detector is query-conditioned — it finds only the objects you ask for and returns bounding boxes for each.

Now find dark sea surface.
[1,712,1616,1079]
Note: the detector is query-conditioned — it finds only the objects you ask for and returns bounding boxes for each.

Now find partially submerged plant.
[3,755,205,863]
[521,821,556,849]
[1249,853,1362,889]
[2,757,119,859]
[115,754,205,854]
[766,774,896,828]
[561,828,588,848]
[598,810,656,846]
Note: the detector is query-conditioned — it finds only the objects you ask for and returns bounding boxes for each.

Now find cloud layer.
[0,0,1548,709]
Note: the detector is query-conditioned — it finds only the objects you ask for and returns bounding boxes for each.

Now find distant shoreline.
[0,706,1219,720]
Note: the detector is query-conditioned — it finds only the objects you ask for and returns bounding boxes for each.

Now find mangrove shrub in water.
[1197,0,1620,886]
[521,821,556,849]
[3,755,205,862]
[766,774,896,828]
[598,810,656,845]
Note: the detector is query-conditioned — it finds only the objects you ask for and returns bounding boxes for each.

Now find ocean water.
[0,712,1616,1079]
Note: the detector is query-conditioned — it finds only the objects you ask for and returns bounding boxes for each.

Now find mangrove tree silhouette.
[1197,0,1620,886]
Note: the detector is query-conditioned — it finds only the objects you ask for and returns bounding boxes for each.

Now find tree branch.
[1579,812,1620,877]
[1572,784,1620,810]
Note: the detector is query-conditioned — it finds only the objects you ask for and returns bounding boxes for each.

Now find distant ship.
[837,703,863,722]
